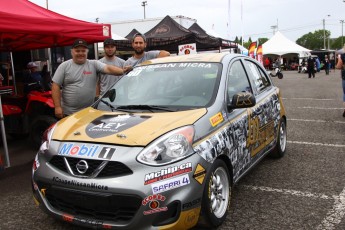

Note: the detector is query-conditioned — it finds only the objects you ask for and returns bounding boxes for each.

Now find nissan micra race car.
[32,53,287,230]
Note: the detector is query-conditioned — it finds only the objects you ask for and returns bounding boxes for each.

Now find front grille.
[49,156,133,178]
[41,184,141,223]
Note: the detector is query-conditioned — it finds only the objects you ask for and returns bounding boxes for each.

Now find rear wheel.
[277,72,283,79]
[269,119,287,158]
[199,159,231,228]
[29,115,57,149]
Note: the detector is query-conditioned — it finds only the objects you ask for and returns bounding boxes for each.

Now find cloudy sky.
[29,0,345,43]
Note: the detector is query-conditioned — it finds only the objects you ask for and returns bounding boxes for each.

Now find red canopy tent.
[0,0,111,52]
[0,0,111,168]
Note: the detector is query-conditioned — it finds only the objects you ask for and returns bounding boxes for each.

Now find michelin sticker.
[86,114,150,138]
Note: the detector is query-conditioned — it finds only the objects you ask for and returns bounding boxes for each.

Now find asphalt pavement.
[0,68,344,230]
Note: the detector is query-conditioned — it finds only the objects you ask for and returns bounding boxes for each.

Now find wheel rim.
[279,121,287,152]
[210,167,230,218]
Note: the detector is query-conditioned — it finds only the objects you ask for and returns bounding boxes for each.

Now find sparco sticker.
[144,162,192,185]
[86,114,150,138]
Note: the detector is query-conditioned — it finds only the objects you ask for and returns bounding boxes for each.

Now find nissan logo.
[76,160,89,174]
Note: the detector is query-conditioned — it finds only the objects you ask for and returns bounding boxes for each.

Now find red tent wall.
[0,0,111,51]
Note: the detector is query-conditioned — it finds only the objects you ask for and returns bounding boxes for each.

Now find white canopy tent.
[263,31,311,58]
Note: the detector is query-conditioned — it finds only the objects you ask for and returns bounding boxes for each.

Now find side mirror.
[103,88,116,102]
[228,92,256,110]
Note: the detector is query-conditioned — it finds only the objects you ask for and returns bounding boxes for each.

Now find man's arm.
[103,65,124,75]
[158,50,170,58]
[51,82,63,119]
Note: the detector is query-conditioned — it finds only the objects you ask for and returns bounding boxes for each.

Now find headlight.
[39,123,57,152]
[137,126,195,166]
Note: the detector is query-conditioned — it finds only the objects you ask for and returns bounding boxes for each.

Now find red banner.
[248,42,257,59]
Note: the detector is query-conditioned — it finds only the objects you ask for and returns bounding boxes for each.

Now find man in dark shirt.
[307,56,316,78]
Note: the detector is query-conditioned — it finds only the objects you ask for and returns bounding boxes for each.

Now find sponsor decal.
[58,143,99,158]
[210,112,224,127]
[182,198,201,210]
[184,209,199,226]
[151,174,190,194]
[73,216,103,226]
[85,114,150,138]
[193,164,206,185]
[144,162,192,185]
[142,194,166,205]
[142,194,168,215]
[40,188,46,197]
[58,144,116,160]
[52,177,108,190]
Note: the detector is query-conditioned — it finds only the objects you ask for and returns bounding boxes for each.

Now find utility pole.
[341,20,344,46]
[323,15,330,50]
[142,1,147,19]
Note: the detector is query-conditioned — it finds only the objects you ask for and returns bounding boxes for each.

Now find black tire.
[199,159,231,228]
[29,115,57,149]
[277,72,283,79]
[269,118,287,158]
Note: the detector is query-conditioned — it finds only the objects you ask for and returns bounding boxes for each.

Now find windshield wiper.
[116,105,175,112]
[100,99,115,111]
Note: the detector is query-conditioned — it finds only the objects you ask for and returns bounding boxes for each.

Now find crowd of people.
[51,35,170,119]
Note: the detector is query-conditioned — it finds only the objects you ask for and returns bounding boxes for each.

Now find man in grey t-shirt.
[124,33,170,68]
[97,38,125,95]
[52,39,129,118]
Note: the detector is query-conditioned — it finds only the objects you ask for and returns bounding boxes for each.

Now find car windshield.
[95,62,221,112]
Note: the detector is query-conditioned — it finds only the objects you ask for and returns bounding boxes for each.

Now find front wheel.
[199,159,231,228]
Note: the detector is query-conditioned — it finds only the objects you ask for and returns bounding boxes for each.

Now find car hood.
[52,107,207,146]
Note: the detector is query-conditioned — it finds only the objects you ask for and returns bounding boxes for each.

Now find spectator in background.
[324,55,330,75]
[264,57,270,70]
[24,61,48,93]
[315,57,321,72]
[307,56,316,78]
[335,48,345,117]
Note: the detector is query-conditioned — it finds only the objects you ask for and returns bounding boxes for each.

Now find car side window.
[226,60,252,103]
[244,60,271,93]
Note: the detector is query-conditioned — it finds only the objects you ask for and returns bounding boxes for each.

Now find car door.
[243,58,280,159]
[225,58,255,181]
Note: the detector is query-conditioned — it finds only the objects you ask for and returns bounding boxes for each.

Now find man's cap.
[132,33,146,42]
[72,39,88,49]
[104,38,116,46]
[27,62,38,68]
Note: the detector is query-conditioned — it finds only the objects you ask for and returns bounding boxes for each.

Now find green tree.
[330,36,345,49]
[296,30,330,50]
[234,36,239,43]
[258,38,268,45]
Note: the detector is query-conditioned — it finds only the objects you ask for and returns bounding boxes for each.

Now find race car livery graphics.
[144,162,192,185]
[86,114,150,138]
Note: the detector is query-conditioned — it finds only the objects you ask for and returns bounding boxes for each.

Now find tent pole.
[0,93,10,167]
[9,52,17,95]
[47,48,52,75]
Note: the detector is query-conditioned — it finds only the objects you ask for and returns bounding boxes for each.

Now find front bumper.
[32,142,208,230]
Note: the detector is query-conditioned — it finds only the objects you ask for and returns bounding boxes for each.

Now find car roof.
[140,53,244,65]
